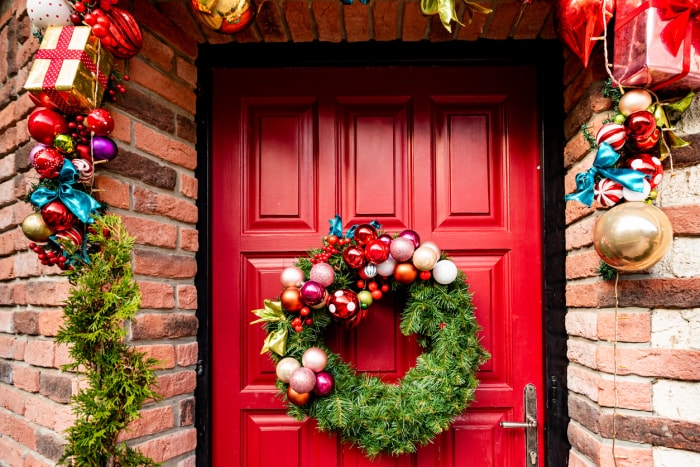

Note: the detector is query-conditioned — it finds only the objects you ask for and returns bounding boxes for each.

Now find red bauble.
[342,246,366,269]
[28,92,60,112]
[312,371,335,396]
[555,0,614,67]
[624,111,657,140]
[41,201,76,231]
[280,286,303,312]
[28,108,68,146]
[625,154,664,189]
[364,238,390,264]
[596,123,627,151]
[327,289,360,321]
[74,144,92,161]
[33,148,65,179]
[104,8,143,59]
[86,109,115,136]
[594,178,623,207]
[54,226,83,248]
[394,262,418,285]
[353,224,378,246]
[630,128,660,151]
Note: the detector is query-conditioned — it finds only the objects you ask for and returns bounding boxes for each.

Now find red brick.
[180,173,198,200]
[0,384,26,416]
[133,186,198,224]
[456,5,489,41]
[39,372,73,403]
[175,342,198,367]
[597,311,650,343]
[129,58,196,115]
[177,285,198,310]
[0,310,12,334]
[154,371,197,400]
[284,0,314,42]
[37,309,65,337]
[121,214,178,249]
[132,427,197,463]
[344,2,370,42]
[257,0,287,42]
[118,405,174,442]
[132,1,199,59]
[24,340,55,368]
[373,0,398,41]
[131,313,198,340]
[177,456,196,467]
[23,394,62,430]
[313,1,342,42]
[108,108,132,144]
[0,335,13,358]
[138,281,175,309]
[513,2,551,39]
[13,337,27,361]
[565,215,596,251]
[564,132,593,169]
[0,409,37,450]
[24,452,54,467]
[179,397,195,426]
[402,1,427,41]
[133,249,197,279]
[180,229,199,253]
[566,250,601,279]
[663,204,700,236]
[140,30,174,73]
[13,310,38,335]
[13,364,40,393]
[133,344,176,370]
[0,436,24,466]
[93,175,130,210]
[566,201,595,226]
[568,450,591,467]
[0,255,14,280]
[133,122,197,170]
[53,343,73,369]
[176,57,197,88]
[597,378,652,412]
[22,281,70,307]
[483,1,520,39]
[597,347,700,380]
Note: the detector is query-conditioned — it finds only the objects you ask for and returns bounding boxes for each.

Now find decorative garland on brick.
[252,221,489,458]
[22,1,160,465]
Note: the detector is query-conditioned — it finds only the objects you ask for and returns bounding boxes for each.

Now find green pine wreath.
[252,224,489,458]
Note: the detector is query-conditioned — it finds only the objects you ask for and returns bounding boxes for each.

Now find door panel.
[212,65,543,466]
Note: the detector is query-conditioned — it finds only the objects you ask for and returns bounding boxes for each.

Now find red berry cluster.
[310,235,348,263]
[290,306,313,333]
[28,242,70,270]
[105,74,129,104]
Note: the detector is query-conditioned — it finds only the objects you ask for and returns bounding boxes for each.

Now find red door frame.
[193,40,569,467]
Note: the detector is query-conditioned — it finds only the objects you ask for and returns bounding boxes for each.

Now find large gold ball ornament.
[618,89,653,116]
[593,202,673,272]
[21,212,54,242]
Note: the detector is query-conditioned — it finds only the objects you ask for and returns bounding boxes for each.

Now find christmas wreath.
[252,218,489,458]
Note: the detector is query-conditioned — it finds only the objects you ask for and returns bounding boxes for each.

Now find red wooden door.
[211,65,544,466]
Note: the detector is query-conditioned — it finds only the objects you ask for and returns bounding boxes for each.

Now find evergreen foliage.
[264,243,489,458]
[56,215,160,467]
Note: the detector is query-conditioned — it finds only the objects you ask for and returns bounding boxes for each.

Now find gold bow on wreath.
[420,0,492,33]
[251,299,288,356]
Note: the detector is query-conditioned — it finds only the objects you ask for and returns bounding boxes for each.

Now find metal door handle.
[500,416,537,429]
[500,384,539,466]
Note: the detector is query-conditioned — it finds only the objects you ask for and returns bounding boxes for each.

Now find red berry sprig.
[28,242,70,270]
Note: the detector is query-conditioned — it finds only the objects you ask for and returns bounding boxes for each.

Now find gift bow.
[251,300,288,356]
[652,0,700,55]
[565,143,648,207]
[328,215,382,238]
[30,160,101,224]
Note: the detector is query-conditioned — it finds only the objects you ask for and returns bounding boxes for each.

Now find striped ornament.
[594,178,624,207]
[625,154,664,188]
[54,226,83,248]
[595,123,627,151]
[71,158,94,182]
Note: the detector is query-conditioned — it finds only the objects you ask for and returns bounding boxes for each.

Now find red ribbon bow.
[652,0,700,54]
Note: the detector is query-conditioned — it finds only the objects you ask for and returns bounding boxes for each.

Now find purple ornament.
[91,135,118,161]
[300,280,326,306]
[313,371,335,396]
[398,229,421,249]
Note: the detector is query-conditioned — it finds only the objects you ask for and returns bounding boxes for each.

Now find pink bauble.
[343,246,366,269]
[300,281,325,306]
[353,224,378,246]
[313,371,335,396]
[398,229,420,248]
[390,237,415,262]
[302,347,328,372]
[280,266,305,288]
[594,178,623,207]
[376,256,397,277]
[275,357,301,383]
[625,154,664,189]
[412,246,438,271]
[327,289,360,321]
[365,238,390,264]
[596,123,627,151]
[289,367,316,394]
[433,260,458,285]
[309,262,335,287]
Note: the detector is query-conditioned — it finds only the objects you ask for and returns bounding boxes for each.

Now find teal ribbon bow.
[565,143,648,207]
[329,215,382,238]
[30,160,101,224]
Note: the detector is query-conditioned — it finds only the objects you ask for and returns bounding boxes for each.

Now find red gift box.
[613,0,700,92]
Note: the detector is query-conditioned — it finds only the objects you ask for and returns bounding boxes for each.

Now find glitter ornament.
[309,262,335,287]
[289,367,316,394]
[389,237,415,262]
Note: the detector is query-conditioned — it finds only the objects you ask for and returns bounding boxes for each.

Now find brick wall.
[563,49,700,466]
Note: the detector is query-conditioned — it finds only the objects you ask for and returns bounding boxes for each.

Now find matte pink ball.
[390,237,415,262]
[309,262,335,287]
[289,367,316,394]
[280,266,305,288]
[302,347,328,372]
[313,371,335,396]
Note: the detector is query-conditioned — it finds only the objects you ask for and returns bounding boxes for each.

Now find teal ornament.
[30,160,101,224]
[565,143,648,207]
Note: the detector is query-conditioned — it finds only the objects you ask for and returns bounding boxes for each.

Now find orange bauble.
[287,386,310,406]
[393,263,418,284]
[280,286,303,312]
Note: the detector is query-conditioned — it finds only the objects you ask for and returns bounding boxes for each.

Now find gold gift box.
[24,26,113,114]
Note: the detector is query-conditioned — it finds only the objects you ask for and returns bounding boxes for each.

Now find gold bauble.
[593,202,673,272]
[412,246,438,271]
[618,89,653,116]
[21,212,54,242]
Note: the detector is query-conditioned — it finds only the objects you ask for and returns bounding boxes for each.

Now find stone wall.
[563,48,700,466]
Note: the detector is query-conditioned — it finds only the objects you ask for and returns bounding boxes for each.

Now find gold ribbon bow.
[251,300,288,356]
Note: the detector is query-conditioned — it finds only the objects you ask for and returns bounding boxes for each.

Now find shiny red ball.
[327,289,360,321]
[342,246,366,269]
[353,224,378,246]
[364,239,390,264]
[28,108,68,146]
[33,148,65,179]
[624,110,657,140]
[41,201,76,232]
[86,109,115,136]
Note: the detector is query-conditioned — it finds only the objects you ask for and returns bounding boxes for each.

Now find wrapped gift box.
[613,0,700,92]
[24,26,113,114]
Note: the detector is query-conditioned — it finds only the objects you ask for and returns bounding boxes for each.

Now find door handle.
[500,384,539,466]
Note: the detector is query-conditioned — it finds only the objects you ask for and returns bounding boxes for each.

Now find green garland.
[256,232,489,458]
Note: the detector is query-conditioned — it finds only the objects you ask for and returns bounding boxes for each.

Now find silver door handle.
[500,416,537,429]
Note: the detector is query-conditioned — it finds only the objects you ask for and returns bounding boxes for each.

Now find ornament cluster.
[275,348,334,406]
[21,0,143,269]
[279,223,459,332]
